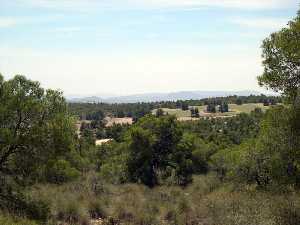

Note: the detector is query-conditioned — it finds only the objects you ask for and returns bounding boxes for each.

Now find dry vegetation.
[105,117,133,127]
[153,103,270,120]
[17,173,299,225]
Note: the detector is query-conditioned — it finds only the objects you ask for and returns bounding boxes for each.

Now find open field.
[104,117,133,127]
[153,103,271,119]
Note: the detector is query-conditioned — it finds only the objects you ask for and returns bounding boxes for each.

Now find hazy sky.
[0,0,298,96]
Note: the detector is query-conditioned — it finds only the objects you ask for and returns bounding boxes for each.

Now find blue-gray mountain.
[68,90,262,103]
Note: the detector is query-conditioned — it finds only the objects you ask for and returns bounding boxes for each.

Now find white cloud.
[229,17,289,30]
[0,14,63,28]
[16,0,298,11]
[53,27,81,32]
[0,17,19,28]
[131,0,296,9]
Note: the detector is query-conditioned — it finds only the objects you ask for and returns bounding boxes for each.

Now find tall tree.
[127,127,156,187]
[258,11,300,102]
[0,75,75,183]
[126,115,192,187]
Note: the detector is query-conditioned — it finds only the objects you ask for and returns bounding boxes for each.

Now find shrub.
[88,199,106,219]
[274,196,300,225]
[46,159,80,184]
[55,196,89,225]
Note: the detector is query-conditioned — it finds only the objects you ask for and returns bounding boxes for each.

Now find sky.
[0,0,299,96]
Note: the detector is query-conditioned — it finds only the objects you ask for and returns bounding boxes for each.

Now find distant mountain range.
[67,90,262,103]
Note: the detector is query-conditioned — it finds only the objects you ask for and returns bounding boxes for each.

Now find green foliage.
[219,102,229,113]
[45,159,80,184]
[0,213,38,225]
[182,110,263,149]
[181,102,189,111]
[127,127,157,186]
[257,105,300,186]
[258,12,300,102]
[211,105,300,188]
[122,115,193,187]
[190,107,200,118]
[105,123,129,142]
[207,103,216,113]
[155,108,164,117]
[170,135,194,186]
[0,75,85,221]
[0,75,76,184]
[97,142,128,184]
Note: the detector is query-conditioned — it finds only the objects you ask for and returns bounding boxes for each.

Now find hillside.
[68,90,261,103]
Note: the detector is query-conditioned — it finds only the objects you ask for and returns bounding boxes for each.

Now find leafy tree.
[263,99,270,106]
[81,128,95,146]
[171,136,193,186]
[97,141,128,184]
[191,107,200,118]
[0,74,77,216]
[0,75,76,181]
[219,102,229,113]
[105,123,128,142]
[206,103,216,113]
[181,102,189,111]
[236,98,243,105]
[125,115,192,187]
[155,108,164,117]
[127,127,156,187]
[258,12,300,102]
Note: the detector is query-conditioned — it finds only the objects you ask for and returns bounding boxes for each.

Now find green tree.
[0,74,76,215]
[127,127,156,187]
[191,107,200,118]
[219,102,229,113]
[236,98,243,105]
[181,102,189,111]
[258,11,300,102]
[207,103,216,113]
[125,115,192,187]
[171,136,193,186]
[155,108,164,117]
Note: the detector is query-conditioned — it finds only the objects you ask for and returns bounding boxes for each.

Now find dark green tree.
[207,103,216,113]
[191,107,200,118]
[126,115,192,187]
[219,102,229,113]
[155,108,164,117]
[0,75,75,180]
[127,127,156,187]
[236,98,243,105]
[0,74,76,216]
[181,102,189,111]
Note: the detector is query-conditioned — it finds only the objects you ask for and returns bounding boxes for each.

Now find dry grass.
[105,117,133,127]
[24,173,300,225]
[153,103,270,120]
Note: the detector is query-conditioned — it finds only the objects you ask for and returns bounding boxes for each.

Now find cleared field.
[228,103,270,113]
[105,117,133,127]
[153,103,270,119]
[156,108,192,117]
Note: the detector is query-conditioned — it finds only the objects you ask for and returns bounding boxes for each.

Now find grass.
[0,214,37,225]
[23,173,300,225]
[228,103,270,113]
[153,103,270,119]
[156,108,192,117]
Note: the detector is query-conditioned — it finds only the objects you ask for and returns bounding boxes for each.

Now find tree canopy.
[0,75,76,185]
[258,12,300,102]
